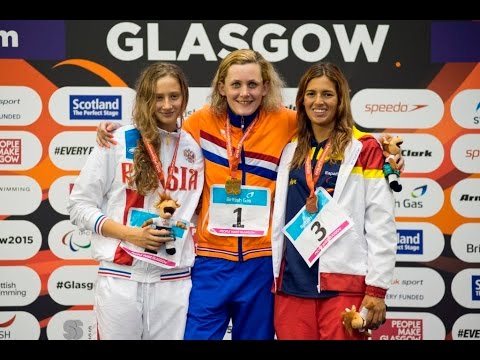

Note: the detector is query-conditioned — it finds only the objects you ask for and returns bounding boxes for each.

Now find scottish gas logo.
[393,178,444,217]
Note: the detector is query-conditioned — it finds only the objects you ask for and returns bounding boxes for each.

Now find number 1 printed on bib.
[208,185,270,237]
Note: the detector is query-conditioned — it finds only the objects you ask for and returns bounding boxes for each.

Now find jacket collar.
[157,126,180,138]
[227,106,259,129]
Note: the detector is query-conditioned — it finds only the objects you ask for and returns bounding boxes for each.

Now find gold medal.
[306,194,318,214]
[225,177,242,195]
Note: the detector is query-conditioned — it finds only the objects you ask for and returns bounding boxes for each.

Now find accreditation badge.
[119,208,189,269]
[282,187,353,267]
[207,185,270,237]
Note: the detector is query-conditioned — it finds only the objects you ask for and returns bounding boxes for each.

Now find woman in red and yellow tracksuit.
[271,63,397,340]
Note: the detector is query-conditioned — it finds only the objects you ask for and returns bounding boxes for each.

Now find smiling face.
[303,75,338,141]
[218,63,269,117]
[153,75,184,132]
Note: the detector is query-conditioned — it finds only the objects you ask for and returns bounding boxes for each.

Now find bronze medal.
[225,177,242,195]
[306,194,318,214]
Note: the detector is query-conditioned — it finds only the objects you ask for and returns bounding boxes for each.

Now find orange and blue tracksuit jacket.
[182,105,297,261]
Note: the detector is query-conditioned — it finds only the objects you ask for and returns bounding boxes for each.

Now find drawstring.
[145,282,150,333]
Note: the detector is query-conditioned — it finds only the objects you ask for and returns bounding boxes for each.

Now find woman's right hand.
[96,121,121,148]
[125,225,173,252]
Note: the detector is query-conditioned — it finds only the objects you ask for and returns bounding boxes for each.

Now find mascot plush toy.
[381,135,403,192]
[341,305,371,338]
[143,192,187,255]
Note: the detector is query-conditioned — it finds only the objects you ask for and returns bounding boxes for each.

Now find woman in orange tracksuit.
[182,50,297,339]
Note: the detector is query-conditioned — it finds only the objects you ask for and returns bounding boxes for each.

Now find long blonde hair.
[129,62,189,195]
[209,49,285,117]
[290,63,354,169]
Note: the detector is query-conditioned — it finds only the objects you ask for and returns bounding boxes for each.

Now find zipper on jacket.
[238,116,245,261]
[312,143,322,160]
[317,261,322,293]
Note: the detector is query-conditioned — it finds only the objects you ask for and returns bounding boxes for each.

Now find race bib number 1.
[207,185,270,237]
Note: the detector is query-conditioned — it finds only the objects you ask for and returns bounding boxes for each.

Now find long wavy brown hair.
[290,63,354,169]
[128,62,189,195]
[209,49,285,117]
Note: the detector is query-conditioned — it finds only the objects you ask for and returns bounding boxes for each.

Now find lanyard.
[225,116,258,180]
[143,131,181,193]
[305,139,332,198]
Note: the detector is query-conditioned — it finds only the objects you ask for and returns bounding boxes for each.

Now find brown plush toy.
[341,305,371,338]
[380,135,403,192]
[143,192,187,255]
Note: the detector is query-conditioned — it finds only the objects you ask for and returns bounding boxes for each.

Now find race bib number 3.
[207,185,270,237]
[282,187,353,267]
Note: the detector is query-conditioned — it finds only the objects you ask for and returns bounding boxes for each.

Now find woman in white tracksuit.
[270,63,397,340]
[68,63,204,340]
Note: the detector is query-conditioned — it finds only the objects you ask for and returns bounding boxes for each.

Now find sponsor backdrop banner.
[0,20,479,340]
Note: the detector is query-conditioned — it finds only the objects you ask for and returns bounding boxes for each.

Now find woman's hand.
[360,295,387,330]
[378,134,405,172]
[96,121,121,148]
[124,224,173,252]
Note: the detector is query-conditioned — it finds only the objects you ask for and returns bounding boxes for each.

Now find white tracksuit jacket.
[271,135,397,298]
[68,125,204,283]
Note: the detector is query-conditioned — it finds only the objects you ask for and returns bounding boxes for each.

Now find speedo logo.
[365,103,427,114]
[352,89,444,129]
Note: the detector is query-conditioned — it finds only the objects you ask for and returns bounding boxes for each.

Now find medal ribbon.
[305,139,332,198]
[143,131,181,192]
[225,116,259,179]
